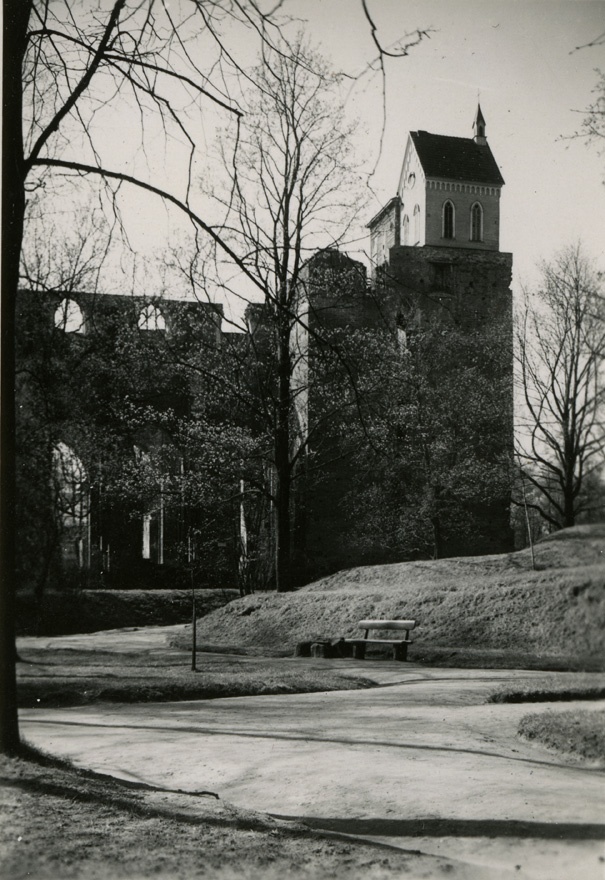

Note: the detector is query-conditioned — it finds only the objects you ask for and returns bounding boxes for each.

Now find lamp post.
[189,532,197,672]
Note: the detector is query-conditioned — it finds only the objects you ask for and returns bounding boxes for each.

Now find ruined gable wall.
[369,200,400,272]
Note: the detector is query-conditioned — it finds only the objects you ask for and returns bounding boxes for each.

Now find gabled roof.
[366,196,400,230]
[410,130,505,186]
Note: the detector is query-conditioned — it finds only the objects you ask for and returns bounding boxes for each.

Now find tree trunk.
[1,0,30,754]
[431,514,442,560]
[274,464,291,591]
[274,317,292,592]
[562,481,576,529]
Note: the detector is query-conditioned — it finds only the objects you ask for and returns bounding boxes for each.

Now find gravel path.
[18,629,605,880]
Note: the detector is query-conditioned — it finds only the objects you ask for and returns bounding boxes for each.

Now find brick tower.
[368,105,512,325]
[366,106,514,557]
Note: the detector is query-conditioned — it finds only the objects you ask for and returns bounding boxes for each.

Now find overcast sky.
[77,0,604,312]
[293,0,605,291]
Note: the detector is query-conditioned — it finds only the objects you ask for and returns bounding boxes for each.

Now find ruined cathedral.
[16,107,514,593]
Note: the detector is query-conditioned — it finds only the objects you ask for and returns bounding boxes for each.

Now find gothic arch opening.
[52,442,90,569]
[442,200,455,240]
[54,298,86,334]
[138,304,166,331]
[470,202,483,242]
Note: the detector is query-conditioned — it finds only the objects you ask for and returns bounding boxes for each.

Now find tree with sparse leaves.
[515,245,605,530]
[184,41,367,591]
[576,68,605,182]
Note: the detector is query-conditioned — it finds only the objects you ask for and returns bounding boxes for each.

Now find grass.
[487,668,605,765]
[17,588,237,636]
[0,749,436,880]
[10,526,604,878]
[17,646,375,708]
[487,673,605,703]
[179,525,605,670]
[518,709,605,763]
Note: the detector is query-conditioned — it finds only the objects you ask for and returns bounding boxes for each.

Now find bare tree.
[184,40,367,591]
[226,44,364,592]
[515,245,605,530]
[2,0,428,752]
[2,0,291,755]
[580,69,605,144]
[571,68,605,182]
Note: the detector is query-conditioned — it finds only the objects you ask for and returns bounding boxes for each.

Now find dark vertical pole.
[519,460,536,571]
[274,312,291,592]
[0,0,31,755]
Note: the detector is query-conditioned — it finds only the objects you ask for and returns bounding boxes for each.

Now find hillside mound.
[188,525,605,669]
[17,589,238,636]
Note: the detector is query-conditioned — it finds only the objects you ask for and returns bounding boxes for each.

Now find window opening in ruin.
[52,442,88,523]
[52,442,90,569]
[54,298,86,334]
[138,304,166,331]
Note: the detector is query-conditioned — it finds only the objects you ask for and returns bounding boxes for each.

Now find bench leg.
[352,642,366,660]
[393,643,408,662]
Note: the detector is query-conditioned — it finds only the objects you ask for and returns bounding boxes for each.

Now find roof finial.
[473,103,487,145]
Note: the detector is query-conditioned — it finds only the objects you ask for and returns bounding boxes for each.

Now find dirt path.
[18,633,605,880]
[17,623,190,653]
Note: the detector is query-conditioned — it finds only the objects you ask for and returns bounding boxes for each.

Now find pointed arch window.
[54,298,86,334]
[52,442,89,525]
[470,202,483,242]
[413,204,421,244]
[138,304,166,331]
[402,214,410,245]
[52,442,90,569]
[442,201,455,240]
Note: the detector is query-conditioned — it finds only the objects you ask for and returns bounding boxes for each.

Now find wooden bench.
[344,619,417,661]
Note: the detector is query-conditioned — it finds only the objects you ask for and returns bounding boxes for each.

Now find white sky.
[43,0,603,314]
[290,0,605,292]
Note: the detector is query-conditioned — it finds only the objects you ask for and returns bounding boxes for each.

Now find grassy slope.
[187,525,605,668]
[518,709,605,764]
[488,673,605,703]
[17,588,238,636]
